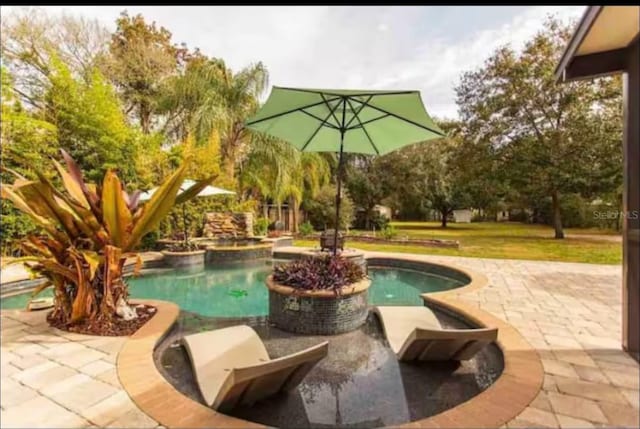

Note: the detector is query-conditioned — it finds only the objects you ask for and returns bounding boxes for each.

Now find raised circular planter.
[160,250,206,268]
[265,275,371,335]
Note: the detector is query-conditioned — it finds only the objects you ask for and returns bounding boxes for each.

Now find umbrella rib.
[346,98,380,155]
[346,114,390,130]
[300,109,341,130]
[300,99,344,151]
[245,96,341,126]
[276,86,418,97]
[343,95,373,129]
[321,94,342,129]
[348,98,446,136]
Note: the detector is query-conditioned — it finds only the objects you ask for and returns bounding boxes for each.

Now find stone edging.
[117,299,265,428]
[265,275,372,298]
[205,243,273,251]
[160,250,206,256]
[117,254,543,429]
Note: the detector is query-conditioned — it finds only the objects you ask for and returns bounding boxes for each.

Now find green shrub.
[0,200,40,256]
[371,212,390,230]
[303,184,354,230]
[298,221,314,236]
[139,231,160,251]
[381,224,397,240]
[254,217,270,236]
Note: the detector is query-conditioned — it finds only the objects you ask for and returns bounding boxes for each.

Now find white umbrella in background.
[140,179,235,244]
[139,179,235,201]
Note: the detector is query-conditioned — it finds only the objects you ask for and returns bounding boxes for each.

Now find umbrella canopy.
[140,179,235,201]
[245,87,445,155]
[245,87,446,254]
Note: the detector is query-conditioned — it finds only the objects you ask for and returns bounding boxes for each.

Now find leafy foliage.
[455,17,622,238]
[105,11,187,133]
[273,255,365,294]
[1,148,212,327]
[253,217,270,236]
[298,221,315,237]
[303,184,355,230]
[381,224,398,240]
[45,58,142,183]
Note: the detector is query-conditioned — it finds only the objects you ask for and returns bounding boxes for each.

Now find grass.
[294,221,622,265]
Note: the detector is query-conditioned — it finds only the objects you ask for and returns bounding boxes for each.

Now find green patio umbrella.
[245,87,446,255]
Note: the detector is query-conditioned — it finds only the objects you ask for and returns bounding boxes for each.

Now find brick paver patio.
[1,253,638,428]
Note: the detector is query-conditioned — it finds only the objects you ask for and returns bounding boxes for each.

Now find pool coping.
[117,252,543,429]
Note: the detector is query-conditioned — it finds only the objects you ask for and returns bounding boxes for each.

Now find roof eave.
[554,6,604,83]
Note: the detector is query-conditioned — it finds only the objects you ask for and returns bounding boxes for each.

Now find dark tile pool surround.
[155,308,504,428]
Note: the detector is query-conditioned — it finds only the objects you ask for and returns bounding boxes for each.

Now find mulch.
[47,304,157,336]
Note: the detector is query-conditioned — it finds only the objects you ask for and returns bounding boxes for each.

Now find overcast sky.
[2,5,585,119]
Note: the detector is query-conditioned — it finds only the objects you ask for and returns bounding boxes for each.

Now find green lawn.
[294,222,622,265]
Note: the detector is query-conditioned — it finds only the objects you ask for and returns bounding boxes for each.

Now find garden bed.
[303,233,460,249]
[47,304,157,336]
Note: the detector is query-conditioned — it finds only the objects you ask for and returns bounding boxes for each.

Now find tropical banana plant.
[1,148,214,326]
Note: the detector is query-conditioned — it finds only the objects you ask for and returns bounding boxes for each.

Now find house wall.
[453,209,472,223]
[622,37,639,355]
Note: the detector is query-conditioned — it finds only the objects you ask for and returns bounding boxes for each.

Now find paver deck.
[1,252,638,428]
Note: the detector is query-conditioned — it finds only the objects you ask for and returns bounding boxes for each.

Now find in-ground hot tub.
[201,238,273,265]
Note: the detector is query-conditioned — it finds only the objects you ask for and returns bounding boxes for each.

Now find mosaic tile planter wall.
[265,276,371,335]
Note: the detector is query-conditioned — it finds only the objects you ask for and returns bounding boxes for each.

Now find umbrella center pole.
[182,203,189,248]
[333,132,345,257]
[333,97,348,257]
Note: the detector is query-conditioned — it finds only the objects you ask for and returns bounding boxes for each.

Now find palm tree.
[160,58,268,180]
[241,137,329,231]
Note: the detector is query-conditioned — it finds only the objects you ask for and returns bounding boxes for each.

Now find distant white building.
[374,205,392,219]
[453,209,472,223]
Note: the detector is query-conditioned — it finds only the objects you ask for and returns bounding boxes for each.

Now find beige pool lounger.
[181,325,328,412]
[374,306,497,362]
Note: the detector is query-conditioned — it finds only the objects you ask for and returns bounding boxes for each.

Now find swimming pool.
[0,260,465,316]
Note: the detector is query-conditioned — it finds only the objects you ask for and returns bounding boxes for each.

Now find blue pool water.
[1,261,464,316]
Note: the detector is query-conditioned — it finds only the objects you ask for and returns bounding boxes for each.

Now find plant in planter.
[268,255,370,335]
[1,148,213,334]
[273,255,365,295]
[166,241,201,252]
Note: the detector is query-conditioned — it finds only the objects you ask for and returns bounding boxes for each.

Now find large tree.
[105,11,186,133]
[1,7,110,108]
[346,155,389,229]
[455,17,622,238]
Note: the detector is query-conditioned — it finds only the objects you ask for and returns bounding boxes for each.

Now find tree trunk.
[551,190,564,239]
[276,202,282,221]
[140,103,151,134]
[441,208,448,228]
[262,202,268,219]
[291,198,299,233]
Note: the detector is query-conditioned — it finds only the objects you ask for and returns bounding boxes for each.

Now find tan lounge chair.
[373,306,497,362]
[181,325,328,412]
